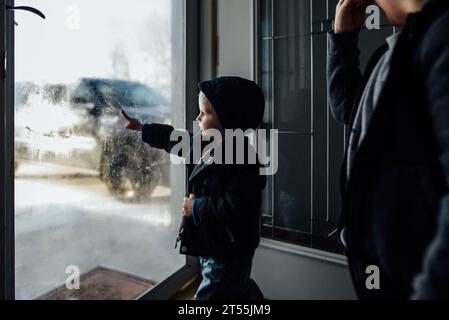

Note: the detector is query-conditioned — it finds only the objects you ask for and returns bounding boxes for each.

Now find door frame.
[1,0,15,301]
[139,0,202,299]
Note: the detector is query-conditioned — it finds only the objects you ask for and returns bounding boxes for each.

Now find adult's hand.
[335,0,369,33]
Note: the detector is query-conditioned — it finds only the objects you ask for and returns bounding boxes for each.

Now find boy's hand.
[120,109,144,131]
[335,0,369,34]
[182,193,196,218]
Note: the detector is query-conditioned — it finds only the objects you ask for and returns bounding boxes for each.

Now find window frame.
[253,0,397,256]
[1,0,15,300]
[253,0,344,255]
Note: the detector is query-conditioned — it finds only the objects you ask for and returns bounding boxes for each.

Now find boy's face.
[196,91,223,135]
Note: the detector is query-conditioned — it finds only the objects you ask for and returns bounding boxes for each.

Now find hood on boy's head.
[198,77,265,131]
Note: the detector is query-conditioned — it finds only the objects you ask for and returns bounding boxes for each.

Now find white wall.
[216,0,357,300]
[217,0,254,79]
[252,240,356,300]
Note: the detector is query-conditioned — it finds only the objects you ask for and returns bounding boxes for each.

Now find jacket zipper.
[175,227,184,249]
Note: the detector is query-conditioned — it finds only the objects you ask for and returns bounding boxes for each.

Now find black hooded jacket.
[142,77,266,258]
[327,0,449,299]
[142,125,266,258]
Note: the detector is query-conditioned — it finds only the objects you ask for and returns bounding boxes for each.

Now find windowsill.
[259,238,348,266]
[138,259,200,300]
[170,276,200,300]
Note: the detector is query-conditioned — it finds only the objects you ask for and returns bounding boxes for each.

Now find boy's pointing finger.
[120,109,132,120]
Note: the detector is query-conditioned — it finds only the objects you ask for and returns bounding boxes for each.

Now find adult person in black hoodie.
[121,77,266,300]
[327,0,449,299]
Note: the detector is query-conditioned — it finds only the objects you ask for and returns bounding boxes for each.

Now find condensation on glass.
[14,0,185,300]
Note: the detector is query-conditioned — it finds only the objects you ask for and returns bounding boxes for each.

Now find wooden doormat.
[38,266,157,300]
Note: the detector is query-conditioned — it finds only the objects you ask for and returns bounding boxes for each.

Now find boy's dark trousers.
[194,250,264,300]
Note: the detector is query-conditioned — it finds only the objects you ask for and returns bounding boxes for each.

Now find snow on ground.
[14,162,184,300]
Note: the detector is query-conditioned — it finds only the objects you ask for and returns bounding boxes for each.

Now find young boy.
[121,76,266,300]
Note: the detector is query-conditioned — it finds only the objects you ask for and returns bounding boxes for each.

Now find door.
[1,0,198,300]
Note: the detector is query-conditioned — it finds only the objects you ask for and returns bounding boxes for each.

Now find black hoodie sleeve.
[141,123,194,159]
[142,123,178,152]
